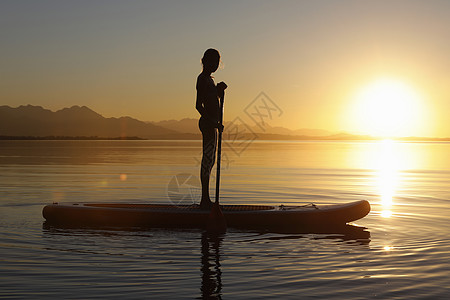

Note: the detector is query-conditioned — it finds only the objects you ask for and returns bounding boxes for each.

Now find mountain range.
[151,118,333,136]
[1,105,447,141]
[0,105,182,139]
[0,105,344,140]
[10,105,446,141]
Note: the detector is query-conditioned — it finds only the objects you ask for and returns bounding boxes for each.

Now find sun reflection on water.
[383,245,393,252]
[354,139,419,218]
[376,139,399,218]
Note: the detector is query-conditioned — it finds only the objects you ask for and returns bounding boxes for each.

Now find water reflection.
[383,245,393,252]
[244,225,370,245]
[42,225,370,300]
[376,140,399,218]
[198,226,371,300]
[357,139,416,218]
[200,232,223,299]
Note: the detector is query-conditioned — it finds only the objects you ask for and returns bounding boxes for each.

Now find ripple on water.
[1,141,450,299]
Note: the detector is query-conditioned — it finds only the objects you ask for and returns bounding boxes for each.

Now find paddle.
[206,89,227,233]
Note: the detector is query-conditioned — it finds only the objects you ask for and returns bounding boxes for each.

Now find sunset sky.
[1,0,449,137]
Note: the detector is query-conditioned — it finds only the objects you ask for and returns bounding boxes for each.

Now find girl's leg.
[200,127,217,209]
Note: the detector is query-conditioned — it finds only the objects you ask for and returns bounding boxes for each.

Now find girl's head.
[201,48,221,73]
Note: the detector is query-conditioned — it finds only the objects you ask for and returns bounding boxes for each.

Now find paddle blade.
[206,202,227,233]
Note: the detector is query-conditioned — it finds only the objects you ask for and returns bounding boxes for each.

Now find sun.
[348,78,425,137]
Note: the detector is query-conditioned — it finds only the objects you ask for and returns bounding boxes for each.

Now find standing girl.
[196,48,227,209]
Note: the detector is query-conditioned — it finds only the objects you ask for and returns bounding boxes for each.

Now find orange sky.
[1,1,449,137]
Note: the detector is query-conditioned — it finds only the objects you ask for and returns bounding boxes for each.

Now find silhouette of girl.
[196,48,227,210]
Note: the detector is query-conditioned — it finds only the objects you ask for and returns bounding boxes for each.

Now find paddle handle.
[215,94,224,204]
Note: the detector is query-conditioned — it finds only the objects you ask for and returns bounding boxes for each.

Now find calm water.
[0,140,449,299]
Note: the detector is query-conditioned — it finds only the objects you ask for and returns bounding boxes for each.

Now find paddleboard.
[43,200,370,231]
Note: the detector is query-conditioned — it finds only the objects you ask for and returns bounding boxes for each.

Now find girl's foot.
[199,198,212,210]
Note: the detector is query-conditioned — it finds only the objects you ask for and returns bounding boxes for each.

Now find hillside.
[152,118,333,136]
[0,105,180,139]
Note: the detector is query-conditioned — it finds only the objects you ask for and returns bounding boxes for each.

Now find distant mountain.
[152,118,333,136]
[0,105,181,139]
[0,105,387,141]
[249,124,332,137]
[151,118,200,134]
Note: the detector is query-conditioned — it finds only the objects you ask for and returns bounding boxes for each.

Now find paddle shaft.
[215,94,224,204]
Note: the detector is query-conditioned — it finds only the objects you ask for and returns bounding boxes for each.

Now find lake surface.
[1,140,449,299]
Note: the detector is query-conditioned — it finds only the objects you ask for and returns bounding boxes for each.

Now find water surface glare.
[0,140,449,299]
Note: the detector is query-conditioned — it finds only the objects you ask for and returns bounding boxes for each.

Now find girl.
[196,48,227,210]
